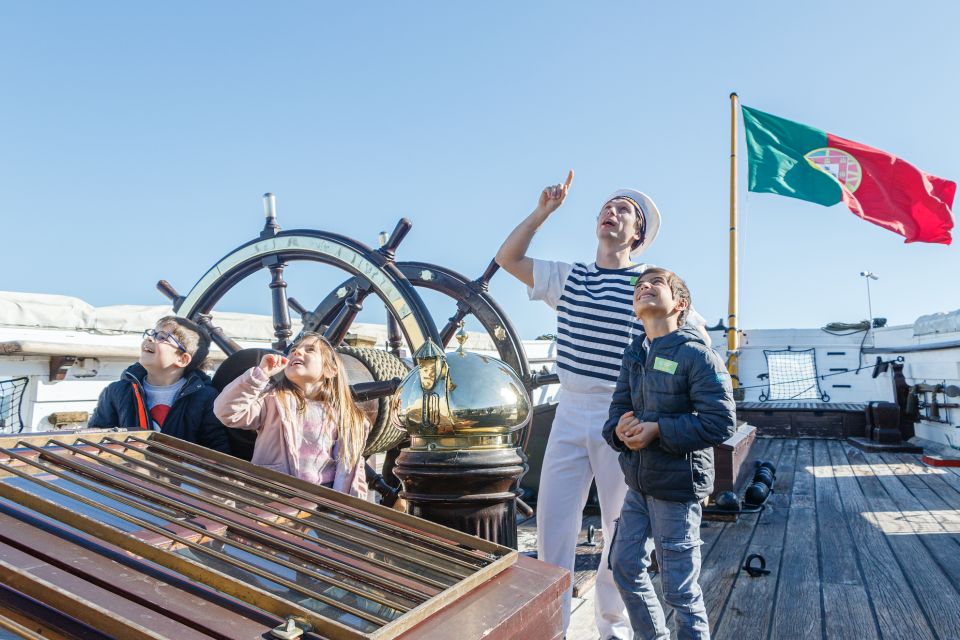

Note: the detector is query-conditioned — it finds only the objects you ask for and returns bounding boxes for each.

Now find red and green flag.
[741,105,955,244]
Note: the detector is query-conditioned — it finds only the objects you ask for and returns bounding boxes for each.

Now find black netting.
[1,377,28,434]
[758,348,829,402]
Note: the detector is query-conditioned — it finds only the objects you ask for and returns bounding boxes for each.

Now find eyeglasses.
[142,328,187,352]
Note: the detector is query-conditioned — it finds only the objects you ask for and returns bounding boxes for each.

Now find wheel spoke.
[351,378,402,402]
[324,286,373,346]
[385,311,404,358]
[307,282,359,334]
[376,218,412,262]
[288,297,323,334]
[287,297,308,316]
[264,256,293,351]
[157,280,242,356]
[474,258,500,292]
[156,280,185,311]
[379,228,406,358]
[438,304,471,348]
[195,314,242,356]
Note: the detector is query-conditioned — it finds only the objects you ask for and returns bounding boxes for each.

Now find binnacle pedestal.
[395,446,527,548]
[393,329,531,549]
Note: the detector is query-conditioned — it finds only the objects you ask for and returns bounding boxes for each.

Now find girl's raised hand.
[258,353,289,377]
[537,169,574,215]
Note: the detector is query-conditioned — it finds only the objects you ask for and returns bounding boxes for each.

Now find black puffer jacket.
[602,327,736,501]
[89,363,231,453]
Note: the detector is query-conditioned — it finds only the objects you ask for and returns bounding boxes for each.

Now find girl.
[214,332,369,498]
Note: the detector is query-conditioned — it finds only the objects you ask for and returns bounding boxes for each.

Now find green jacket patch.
[653,357,679,375]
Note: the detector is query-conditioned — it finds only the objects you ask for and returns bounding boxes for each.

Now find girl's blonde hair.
[272,333,367,468]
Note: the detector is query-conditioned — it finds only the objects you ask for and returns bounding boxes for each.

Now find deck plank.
[701,437,772,558]
[663,438,772,632]
[860,451,960,637]
[887,452,960,551]
[813,439,879,640]
[700,439,784,633]
[827,441,934,640]
[770,439,822,640]
[813,440,865,585]
[714,439,798,640]
[908,453,960,516]
[568,438,960,640]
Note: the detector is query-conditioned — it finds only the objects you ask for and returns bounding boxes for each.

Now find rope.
[822,321,869,335]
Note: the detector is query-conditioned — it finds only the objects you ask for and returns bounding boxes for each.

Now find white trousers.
[537,389,632,639]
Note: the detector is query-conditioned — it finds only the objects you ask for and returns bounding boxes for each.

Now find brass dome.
[393,339,531,450]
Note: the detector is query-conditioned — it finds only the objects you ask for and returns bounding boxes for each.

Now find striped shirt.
[529,259,647,394]
[528,259,709,395]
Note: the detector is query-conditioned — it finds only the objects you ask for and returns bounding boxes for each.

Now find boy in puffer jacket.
[89,316,230,454]
[603,268,735,640]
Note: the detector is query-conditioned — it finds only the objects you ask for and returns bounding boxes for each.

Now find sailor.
[495,170,708,639]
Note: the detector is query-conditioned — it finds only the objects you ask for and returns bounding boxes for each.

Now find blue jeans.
[610,490,710,640]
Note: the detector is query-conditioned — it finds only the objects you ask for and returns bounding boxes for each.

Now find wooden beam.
[48,355,76,381]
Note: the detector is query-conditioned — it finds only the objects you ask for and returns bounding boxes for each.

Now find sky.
[2,2,958,342]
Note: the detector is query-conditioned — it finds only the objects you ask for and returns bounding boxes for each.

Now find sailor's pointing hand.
[537,169,574,215]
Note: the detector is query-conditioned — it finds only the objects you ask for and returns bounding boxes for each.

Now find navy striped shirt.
[529,260,648,393]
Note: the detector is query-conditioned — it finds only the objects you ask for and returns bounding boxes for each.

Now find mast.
[727,92,741,397]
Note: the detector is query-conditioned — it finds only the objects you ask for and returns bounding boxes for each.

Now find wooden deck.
[565,437,960,639]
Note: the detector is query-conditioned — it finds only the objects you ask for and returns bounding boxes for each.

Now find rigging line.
[740,184,750,315]
[785,384,817,401]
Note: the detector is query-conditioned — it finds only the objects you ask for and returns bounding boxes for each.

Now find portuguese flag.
[741,105,955,245]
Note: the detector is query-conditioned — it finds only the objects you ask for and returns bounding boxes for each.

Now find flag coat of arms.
[741,105,955,244]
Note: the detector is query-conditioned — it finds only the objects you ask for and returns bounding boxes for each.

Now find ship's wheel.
[157,194,533,460]
[303,260,531,383]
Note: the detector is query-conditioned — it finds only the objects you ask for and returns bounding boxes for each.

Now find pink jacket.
[214,367,368,499]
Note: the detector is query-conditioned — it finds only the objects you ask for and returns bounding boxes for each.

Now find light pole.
[860,271,879,342]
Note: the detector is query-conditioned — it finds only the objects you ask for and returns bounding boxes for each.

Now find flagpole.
[727,92,741,398]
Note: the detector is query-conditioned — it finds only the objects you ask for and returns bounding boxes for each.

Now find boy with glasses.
[89,316,230,453]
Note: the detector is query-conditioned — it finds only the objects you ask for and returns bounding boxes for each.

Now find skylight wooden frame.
[0,431,517,639]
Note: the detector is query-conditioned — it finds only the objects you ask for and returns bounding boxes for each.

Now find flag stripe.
[741,105,839,206]
[827,133,956,244]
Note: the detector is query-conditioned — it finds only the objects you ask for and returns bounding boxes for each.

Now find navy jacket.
[89,363,231,453]
[602,326,736,501]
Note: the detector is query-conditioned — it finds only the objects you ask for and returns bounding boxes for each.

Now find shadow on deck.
[559,437,960,639]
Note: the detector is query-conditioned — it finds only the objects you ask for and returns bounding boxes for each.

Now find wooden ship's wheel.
[155,194,538,463]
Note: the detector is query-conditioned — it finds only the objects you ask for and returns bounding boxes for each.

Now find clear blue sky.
[2,2,957,340]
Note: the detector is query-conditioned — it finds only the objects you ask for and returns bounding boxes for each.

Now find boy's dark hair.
[156,315,210,373]
[637,267,691,326]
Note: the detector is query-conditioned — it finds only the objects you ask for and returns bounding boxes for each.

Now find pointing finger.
[564,169,574,189]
